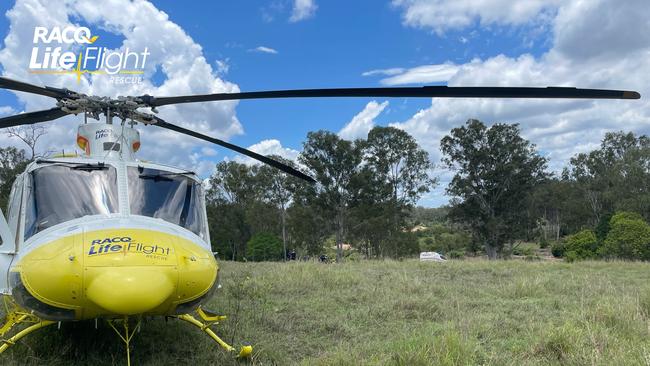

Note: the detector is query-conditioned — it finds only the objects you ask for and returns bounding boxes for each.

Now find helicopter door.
[0,209,15,294]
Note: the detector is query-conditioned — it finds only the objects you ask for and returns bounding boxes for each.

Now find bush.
[246,232,283,261]
[418,230,471,255]
[447,249,466,259]
[512,245,534,256]
[563,230,598,262]
[600,212,650,260]
[610,211,644,225]
[551,242,566,258]
[538,235,549,249]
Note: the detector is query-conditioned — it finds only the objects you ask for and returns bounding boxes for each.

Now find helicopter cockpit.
[10,158,209,247]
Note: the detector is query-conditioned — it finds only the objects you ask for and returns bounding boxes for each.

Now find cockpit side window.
[127,167,207,240]
[24,164,119,239]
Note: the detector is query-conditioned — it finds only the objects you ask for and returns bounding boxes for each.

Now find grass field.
[2,259,650,365]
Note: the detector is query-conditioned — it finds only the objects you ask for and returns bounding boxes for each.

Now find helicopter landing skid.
[106,316,142,366]
[0,298,56,354]
[175,307,253,359]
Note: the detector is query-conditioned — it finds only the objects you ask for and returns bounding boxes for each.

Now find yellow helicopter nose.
[86,267,175,315]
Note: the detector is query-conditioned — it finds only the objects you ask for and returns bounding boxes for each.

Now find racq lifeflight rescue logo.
[88,236,172,260]
[29,26,149,84]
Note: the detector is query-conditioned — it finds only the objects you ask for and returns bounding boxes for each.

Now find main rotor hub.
[56,92,158,125]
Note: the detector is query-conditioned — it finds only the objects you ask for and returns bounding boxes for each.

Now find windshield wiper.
[72,163,107,171]
[36,159,108,171]
[138,171,196,181]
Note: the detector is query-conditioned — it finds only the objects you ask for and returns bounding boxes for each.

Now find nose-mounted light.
[76,134,89,154]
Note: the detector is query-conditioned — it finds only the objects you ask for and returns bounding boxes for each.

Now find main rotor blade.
[145,86,641,107]
[151,117,316,183]
[0,76,71,99]
[0,107,69,129]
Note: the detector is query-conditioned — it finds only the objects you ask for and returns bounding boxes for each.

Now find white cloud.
[362,68,406,77]
[378,63,459,85]
[0,0,243,176]
[233,139,300,166]
[289,0,317,22]
[387,0,650,206]
[339,101,389,140]
[201,147,218,157]
[215,59,230,75]
[392,0,561,34]
[0,106,16,116]
[249,46,279,54]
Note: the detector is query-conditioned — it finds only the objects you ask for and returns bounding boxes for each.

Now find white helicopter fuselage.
[0,123,218,320]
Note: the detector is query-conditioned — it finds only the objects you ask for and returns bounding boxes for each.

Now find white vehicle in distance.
[419,251,447,262]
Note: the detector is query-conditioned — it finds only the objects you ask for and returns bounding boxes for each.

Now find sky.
[0,0,648,207]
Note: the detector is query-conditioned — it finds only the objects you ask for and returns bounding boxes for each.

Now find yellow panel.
[17,228,217,320]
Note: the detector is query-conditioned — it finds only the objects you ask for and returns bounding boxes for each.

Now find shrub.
[551,242,565,258]
[246,232,283,261]
[447,249,466,259]
[538,235,549,249]
[512,245,534,256]
[610,211,644,225]
[600,212,650,260]
[563,230,598,262]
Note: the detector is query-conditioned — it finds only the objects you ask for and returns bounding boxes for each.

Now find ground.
[2,259,650,365]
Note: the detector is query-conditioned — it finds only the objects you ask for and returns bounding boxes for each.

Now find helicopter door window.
[127,167,207,239]
[24,165,119,239]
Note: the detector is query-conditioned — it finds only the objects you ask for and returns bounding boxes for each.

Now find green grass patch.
[2,260,650,365]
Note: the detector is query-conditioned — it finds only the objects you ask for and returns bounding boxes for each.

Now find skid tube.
[175,307,252,359]
[0,302,252,363]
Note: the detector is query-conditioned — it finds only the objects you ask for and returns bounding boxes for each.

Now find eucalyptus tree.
[441,119,548,259]
[299,130,363,262]
[257,155,301,260]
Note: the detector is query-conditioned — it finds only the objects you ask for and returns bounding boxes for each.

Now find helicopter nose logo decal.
[88,236,172,258]
[29,26,148,84]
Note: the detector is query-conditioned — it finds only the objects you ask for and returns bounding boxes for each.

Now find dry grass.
[2,259,650,365]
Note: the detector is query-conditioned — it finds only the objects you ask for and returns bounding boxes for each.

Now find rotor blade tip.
[623,91,641,99]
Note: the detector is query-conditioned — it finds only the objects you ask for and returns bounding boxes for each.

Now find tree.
[299,131,363,262]
[350,127,437,258]
[207,161,260,205]
[5,125,48,159]
[440,119,548,259]
[0,147,28,211]
[600,212,650,260]
[206,161,261,260]
[246,232,283,261]
[566,131,650,225]
[364,126,436,205]
[257,155,301,261]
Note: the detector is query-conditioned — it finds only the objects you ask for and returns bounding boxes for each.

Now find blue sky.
[145,0,551,148]
[0,0,648,207]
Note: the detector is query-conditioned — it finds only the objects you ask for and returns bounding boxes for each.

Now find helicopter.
[0,75,640,364]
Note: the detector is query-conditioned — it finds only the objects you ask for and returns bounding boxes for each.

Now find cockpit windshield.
[24,164,119,239]
[127,167,207,239]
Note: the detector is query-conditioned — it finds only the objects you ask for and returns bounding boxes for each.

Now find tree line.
[1,120,648,261]
[206,127,435,262]
[205,119,649,261]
